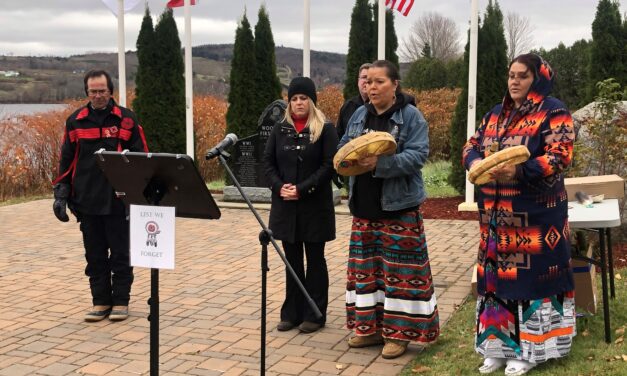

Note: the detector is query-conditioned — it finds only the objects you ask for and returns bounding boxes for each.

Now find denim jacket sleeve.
[374,105,429,178]
[338,106,367,149]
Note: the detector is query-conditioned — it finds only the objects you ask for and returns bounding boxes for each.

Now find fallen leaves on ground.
[614,336,624,345]
[582,329,590,337]
[411,364,432,373]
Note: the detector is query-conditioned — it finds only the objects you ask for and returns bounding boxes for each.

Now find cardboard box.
[565,174,625,201]
[572,245,597,314]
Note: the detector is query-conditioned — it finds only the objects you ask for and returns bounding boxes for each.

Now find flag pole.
[377,0,385,59]
[117,0,126,106]
[184,0,194,159]
[459,0,479,211]
[303,0,310,77]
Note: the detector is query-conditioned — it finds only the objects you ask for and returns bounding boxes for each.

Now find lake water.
[0,104,68,120]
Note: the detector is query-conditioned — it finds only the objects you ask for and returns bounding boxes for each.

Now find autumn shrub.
[316,84,344,125]
[404,87,461,160]
[0,92,228,202]
[0,87,457,201]
[316,85,459,161]
[193,95,228,182]
[0,99,83,201]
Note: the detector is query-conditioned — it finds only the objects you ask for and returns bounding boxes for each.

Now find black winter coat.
[54,100,148,215]
[336,95,365,140]
[263,121,338,243]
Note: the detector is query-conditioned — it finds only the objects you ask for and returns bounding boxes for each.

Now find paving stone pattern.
[0,199,478,376]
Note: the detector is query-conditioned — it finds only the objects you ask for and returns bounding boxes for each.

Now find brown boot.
[347,331,384,348]
[382,338,409,359]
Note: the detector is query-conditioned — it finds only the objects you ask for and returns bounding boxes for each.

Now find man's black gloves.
[53,183,70,222]
[332,173,344,190]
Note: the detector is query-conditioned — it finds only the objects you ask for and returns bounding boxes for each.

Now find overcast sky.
[1,0,625,59]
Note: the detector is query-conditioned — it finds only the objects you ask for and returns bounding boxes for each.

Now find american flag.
[385,0,414,17]
[167,0,197,8]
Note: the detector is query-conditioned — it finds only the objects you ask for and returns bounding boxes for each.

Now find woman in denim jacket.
[338,60,439,359]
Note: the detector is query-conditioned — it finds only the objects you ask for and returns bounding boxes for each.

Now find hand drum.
[334,131,397,176]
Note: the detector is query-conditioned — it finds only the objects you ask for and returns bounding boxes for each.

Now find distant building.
[0,70,20,77]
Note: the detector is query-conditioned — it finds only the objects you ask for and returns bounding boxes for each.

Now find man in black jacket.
[52,70,148,322]
[336,63,371,140]
[335,63,371,188]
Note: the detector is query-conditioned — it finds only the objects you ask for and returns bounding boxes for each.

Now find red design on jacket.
[121,117,134,130]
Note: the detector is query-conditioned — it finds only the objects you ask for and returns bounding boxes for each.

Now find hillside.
[0,45,348,104]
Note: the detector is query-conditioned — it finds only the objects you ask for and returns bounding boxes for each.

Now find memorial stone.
[223,100,287,202]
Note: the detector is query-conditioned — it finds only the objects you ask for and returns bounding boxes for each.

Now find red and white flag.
[167,0,197,8]
[385,0,414,17]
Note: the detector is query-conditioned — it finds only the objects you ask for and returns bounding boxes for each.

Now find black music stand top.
[95,150,220,220]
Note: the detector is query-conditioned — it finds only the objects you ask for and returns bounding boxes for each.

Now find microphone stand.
[210,151,322,376]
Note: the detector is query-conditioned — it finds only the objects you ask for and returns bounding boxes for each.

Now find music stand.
[95,150,220,376]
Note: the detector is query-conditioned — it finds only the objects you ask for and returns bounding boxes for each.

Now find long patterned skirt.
[476,210,576,362]
[475,291,576,363]
[345,210,439,344]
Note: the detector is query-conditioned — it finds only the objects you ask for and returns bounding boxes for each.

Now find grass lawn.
[401,268,627,375]
[204,160,461,198]
[422,160,459,198]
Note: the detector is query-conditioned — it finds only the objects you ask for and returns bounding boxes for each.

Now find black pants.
[281,241,328,325]
[79,214,133,306]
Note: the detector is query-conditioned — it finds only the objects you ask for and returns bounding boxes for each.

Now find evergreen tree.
[536,40,590,109]
[385,9,399,68]
[133,7,157,143]
[422,43,432,59]
[588,0,625,100]
[373,6,399,68]
[447,39,470,193]
[447,0,508,194]
[405,57,448,91]
[253,5,281,127]
[445,57,466,88]
[623,16,627,89]
[226,13,257,138]
[344,0,374,99]
[476,0,508,120]
[150,9,186,153]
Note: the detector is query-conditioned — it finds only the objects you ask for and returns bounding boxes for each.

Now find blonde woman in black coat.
[263,77,338,333]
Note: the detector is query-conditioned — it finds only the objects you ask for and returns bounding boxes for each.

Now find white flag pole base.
[458,201,478,212]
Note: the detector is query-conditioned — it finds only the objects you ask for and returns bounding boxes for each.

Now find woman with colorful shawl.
[463,54,576,375]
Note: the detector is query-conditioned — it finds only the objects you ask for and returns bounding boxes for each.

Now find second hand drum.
[467,145,530,185]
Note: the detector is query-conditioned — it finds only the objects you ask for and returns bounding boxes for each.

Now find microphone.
[205,133,238,159]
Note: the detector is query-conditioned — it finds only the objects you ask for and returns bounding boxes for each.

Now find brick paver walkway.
[0,199,478,376]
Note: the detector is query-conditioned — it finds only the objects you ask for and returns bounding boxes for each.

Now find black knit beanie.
[287,76,317,105]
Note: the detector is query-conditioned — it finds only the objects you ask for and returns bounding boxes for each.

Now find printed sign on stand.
[130,204,176,269]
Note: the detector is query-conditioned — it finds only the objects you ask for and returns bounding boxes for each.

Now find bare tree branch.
[504,12,535,61]
[400,12,461,62]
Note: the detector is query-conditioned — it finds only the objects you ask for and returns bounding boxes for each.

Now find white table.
[568,198,621,343]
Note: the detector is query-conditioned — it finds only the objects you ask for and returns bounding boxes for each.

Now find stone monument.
[222,99,341,205]
[223,100,286,202]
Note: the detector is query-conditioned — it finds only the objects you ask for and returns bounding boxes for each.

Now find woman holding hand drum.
[463,54,576,375]
[337,60,439,359]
